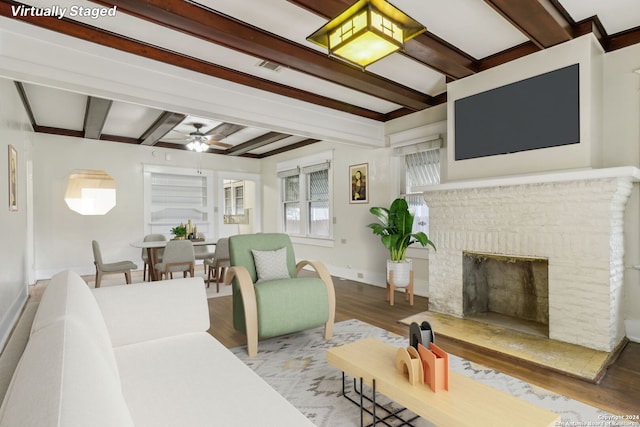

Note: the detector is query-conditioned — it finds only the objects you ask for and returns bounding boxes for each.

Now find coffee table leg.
[340,372,419,427]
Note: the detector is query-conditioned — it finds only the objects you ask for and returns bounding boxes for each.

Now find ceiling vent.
[256,60,282,72]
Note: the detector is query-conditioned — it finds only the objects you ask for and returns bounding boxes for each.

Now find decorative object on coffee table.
[409,321,434,350]
[367,198,435,304]
[418,342,449,392]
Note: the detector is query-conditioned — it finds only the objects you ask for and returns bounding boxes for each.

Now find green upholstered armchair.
[224,233,335,356]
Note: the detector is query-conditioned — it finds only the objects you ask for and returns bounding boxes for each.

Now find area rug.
[399,311,612,382]
[230,319,620,427]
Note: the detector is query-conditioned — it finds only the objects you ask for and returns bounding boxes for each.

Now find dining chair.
[203,237,230,292]
[92,240,138,288]
[141,233,167,281]
[154,240,195,280]
[193,232,215,274]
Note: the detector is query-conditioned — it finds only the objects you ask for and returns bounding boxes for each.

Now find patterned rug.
[231,319,625,427]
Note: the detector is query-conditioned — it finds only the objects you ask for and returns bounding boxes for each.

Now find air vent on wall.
[256,60,282,72]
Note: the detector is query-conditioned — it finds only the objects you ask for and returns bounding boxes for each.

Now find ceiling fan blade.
[208,140,233,149]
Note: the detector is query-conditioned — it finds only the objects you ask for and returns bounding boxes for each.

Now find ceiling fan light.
[307,0,425,68]
[187,141,208,152]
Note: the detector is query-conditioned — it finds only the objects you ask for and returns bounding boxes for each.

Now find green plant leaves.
[366,197,435,260]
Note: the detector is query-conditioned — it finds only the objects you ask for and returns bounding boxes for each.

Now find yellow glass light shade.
[307,0,425,68]
[64,170,116,215]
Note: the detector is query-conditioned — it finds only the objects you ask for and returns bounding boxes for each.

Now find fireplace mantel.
[414,166,640,193]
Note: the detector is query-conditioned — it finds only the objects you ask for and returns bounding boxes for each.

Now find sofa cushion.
[114,332,313,427]
[0,319,134,427]
[255,277,329,338]
[252,247,290,283]
[93,277,210,347]
[30,270,119,379]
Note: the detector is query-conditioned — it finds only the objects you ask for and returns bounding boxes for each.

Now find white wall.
[0,79,32,348]
[603,43,640,339]
[32,133,259,279]
[259,132,448,297]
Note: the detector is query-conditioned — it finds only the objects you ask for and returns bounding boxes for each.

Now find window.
[278,152,332,240]
[281,172,301,234]
[223,179,245,215]
[307,168,330,236]
[397,144,440,236]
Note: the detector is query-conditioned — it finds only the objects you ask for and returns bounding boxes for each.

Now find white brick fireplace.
[419,167,640,352]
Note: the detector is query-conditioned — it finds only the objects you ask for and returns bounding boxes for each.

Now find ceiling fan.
[163,122,234,151]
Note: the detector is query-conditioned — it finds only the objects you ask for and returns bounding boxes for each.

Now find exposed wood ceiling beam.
[483,0,572,49]
[225,132,290,156]
[92,0,434,111]
[100,134,141,145]
[33,126,84,138]
[288,0,477,79]
[606,26,640,52]
[14,82,37,131]
[0,1,388,121]
[257,138,321,158]
[139,111,187,146]
[84,97,112,139]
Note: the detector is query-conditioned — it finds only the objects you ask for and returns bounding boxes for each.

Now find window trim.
[391,130,443,253]
[277,151,333,243]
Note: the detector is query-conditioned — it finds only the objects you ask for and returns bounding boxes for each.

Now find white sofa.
[0,270,314,427]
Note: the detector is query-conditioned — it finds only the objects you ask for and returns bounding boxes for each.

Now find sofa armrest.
[92,277,210,347]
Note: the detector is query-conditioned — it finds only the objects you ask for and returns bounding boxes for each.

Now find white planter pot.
[387,259,412,287]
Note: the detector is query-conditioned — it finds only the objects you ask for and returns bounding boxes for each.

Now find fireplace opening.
[462,251,549,337]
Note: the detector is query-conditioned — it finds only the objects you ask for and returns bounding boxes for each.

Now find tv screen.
[454,64,580,161]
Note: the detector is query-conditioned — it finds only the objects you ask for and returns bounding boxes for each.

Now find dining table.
[130,239,217,281]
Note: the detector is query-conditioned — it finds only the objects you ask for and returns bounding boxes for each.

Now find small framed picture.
[8,145,17,211]
[349,163,368,204]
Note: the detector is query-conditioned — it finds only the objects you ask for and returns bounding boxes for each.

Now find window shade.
[405,150,440,190]
[277,167,300,178]
[301,161,331,174]
[393,137,441,157]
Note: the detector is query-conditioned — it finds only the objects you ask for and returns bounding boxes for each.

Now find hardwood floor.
[208,277,640,416]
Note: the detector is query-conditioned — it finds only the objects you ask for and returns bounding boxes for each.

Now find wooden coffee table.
[326,338,561,427]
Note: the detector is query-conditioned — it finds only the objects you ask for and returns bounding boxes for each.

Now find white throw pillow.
[251,247,290,283]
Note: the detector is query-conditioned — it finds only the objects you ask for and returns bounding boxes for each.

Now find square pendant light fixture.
[307,0,425,68]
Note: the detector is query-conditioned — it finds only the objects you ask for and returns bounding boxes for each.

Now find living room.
[2,1,640,425]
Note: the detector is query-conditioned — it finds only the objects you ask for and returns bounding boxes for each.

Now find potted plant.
[170,224,187,240]
[367,198,436,286]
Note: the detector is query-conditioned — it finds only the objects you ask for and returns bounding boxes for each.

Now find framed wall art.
[349,163,368,204]
[8,145,17,211]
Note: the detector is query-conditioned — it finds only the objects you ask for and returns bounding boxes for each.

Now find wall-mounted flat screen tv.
[454,64,580,161]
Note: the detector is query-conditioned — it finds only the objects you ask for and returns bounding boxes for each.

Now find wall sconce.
[307,0,425,68]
